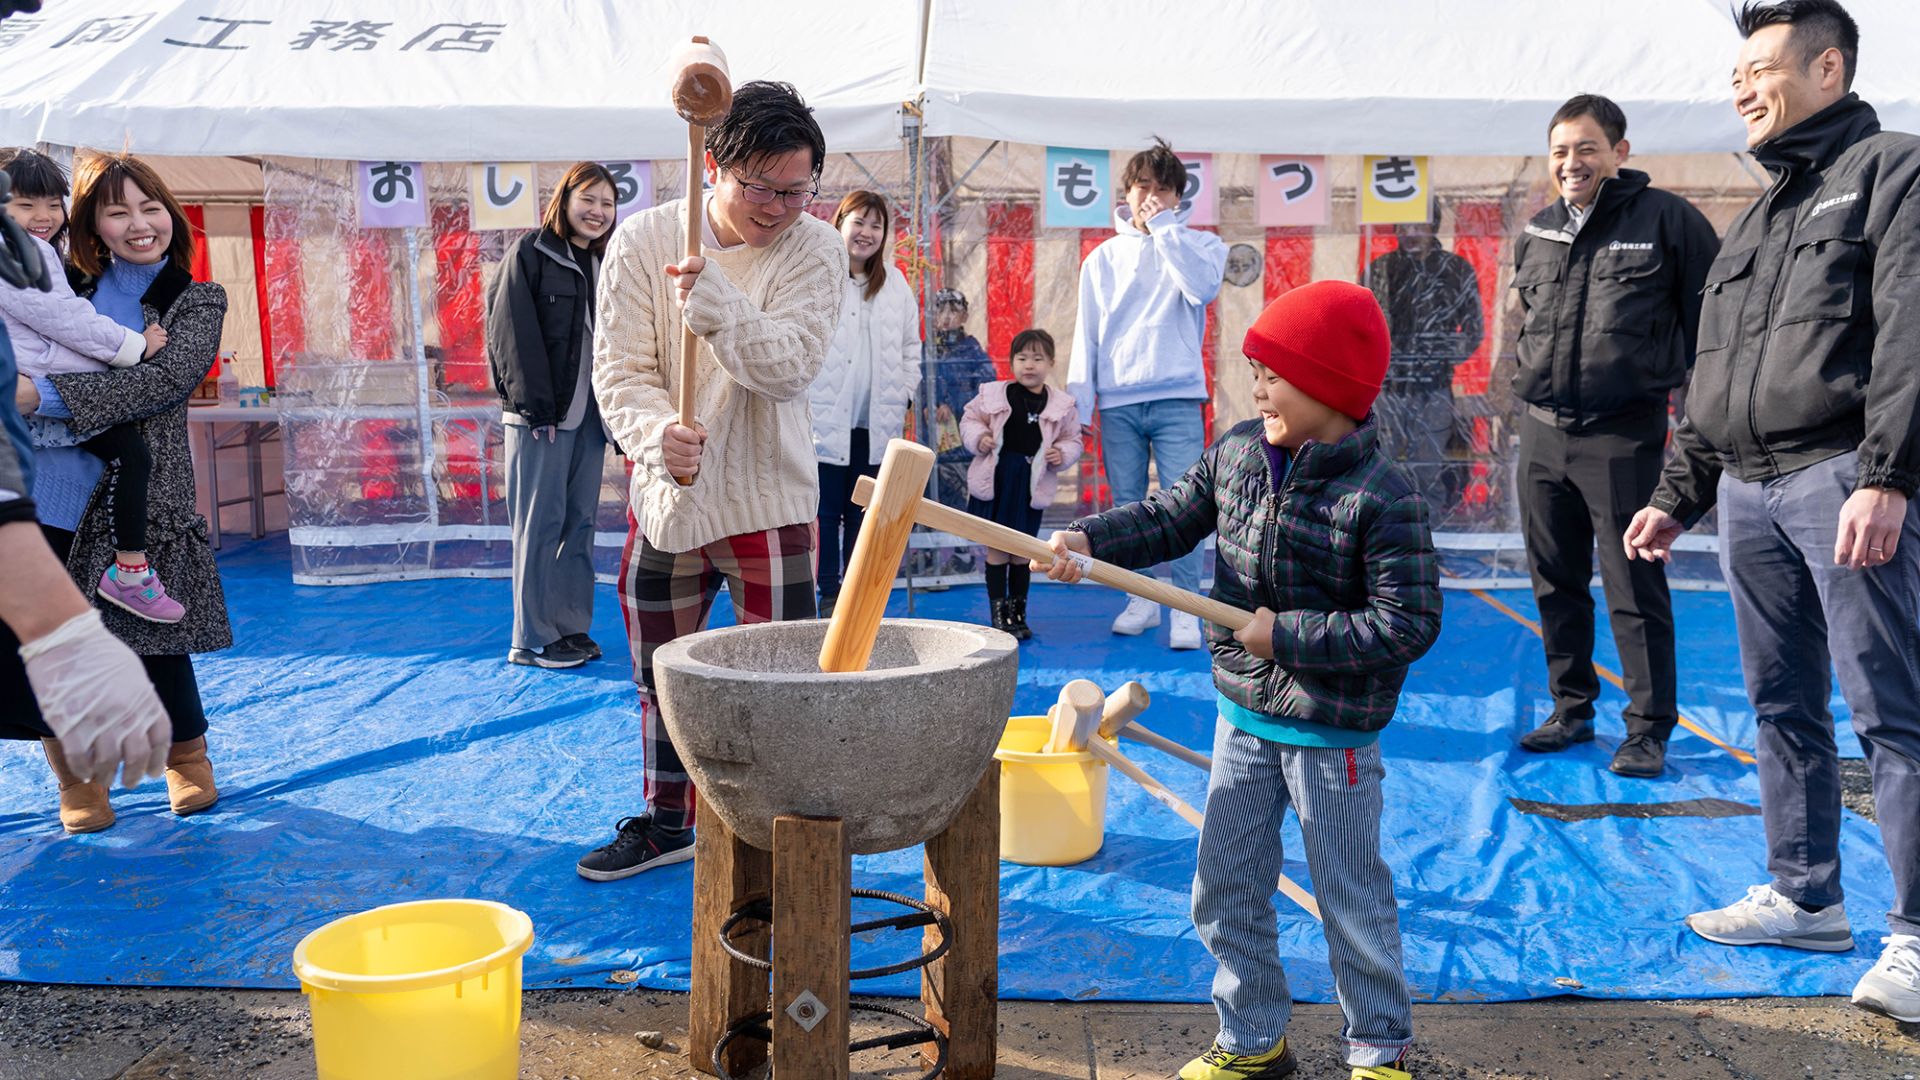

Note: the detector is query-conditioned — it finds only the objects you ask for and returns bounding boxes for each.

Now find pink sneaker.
[97,566,186,624]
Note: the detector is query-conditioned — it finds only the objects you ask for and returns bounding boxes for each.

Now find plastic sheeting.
[916,143,1769,588]
[0,537,1889,1001]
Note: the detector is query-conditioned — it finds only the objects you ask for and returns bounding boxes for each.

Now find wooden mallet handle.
[1123,721,1215,773]
[668,36,732,484]
[818,439,936,672]
[850,472,1253,631]
[1086,739,1322,921]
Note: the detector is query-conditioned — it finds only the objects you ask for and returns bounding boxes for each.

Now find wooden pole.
[922,767,1000,1079]
[772,816,850,1080]
[689,814,771,1076]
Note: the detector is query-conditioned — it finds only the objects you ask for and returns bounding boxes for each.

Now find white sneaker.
[1169,611,1203,650]
[1111,595,1162,636]
[1686,884,1854,952]
[1853,935,1920,1022]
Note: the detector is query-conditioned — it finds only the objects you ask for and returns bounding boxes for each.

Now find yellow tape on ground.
[1468,588,1757,766]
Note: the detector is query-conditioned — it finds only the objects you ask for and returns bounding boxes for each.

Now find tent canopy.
[0,0,920,160]
[921,0,1920,155]
[5,1,1920,160]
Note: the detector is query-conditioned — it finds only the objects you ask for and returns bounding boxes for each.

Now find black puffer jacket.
[1655,95,1920,522]
[1511,169,1720,427]
[486,228,596,427]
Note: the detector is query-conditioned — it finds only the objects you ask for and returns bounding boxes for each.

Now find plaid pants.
[618,513,817,830]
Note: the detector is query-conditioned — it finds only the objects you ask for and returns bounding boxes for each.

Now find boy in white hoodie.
[1067,138,1226,652]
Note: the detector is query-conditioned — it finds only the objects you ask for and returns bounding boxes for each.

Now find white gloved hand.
[19,609,170,788]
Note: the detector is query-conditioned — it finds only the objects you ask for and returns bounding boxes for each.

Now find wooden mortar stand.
[690,769,1001,1079]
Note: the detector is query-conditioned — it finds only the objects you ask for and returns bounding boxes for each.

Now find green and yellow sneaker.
[1178,1038,1298,1079]
[1350,1061,1411,1080]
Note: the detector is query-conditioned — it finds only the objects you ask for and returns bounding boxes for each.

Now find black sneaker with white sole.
[560,633,603,661]
[576,815,695,881]
[508,638,591,669]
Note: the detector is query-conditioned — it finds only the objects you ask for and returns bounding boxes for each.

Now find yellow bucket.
[995,714,1110,865]
[293,899,535,1080]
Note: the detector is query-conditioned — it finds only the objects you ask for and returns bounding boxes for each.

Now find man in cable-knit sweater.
[580,81,847,880]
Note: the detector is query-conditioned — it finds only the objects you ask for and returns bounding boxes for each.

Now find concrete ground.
[4,983,1919,1080]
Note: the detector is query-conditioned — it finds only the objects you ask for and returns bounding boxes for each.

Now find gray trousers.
[505,405,607,651]
[1720,451,1920,934]
[1192,720,1412,1067]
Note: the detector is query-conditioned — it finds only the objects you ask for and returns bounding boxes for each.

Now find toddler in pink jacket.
[1,150,182,623]
[960,328,1082,639]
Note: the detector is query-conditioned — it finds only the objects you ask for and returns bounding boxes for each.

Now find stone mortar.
[650,619,1019,854]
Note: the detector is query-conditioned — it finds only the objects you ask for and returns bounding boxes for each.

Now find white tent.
[921,0,1920,155]
[0,0,921,159]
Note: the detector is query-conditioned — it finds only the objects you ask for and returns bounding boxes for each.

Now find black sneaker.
[560,633,602,661]
[508,638,591,669]
[819,593,839,619]
[1518,712,1594,752]
[576,815,694,881]
[1609,733,1668,778]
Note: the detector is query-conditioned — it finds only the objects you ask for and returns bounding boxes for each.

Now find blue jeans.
[1193,721,1413,1067]
[1719,451,1920,934]
[1098,399,1205,594]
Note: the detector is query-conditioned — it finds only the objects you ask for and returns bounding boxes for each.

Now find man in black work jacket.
[1509,94,1719,778]
[1625,0,1920,1021]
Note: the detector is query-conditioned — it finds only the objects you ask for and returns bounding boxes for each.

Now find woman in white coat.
[809,190,921,615]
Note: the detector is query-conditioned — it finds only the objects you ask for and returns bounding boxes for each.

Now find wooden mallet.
[1093,682,1215,772]
[850,461,1254,632]
[818,440,937,672]
[1044,679,1106,754]
[667,36,732,485]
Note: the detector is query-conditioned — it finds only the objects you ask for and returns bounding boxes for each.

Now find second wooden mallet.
[667,36,732,485]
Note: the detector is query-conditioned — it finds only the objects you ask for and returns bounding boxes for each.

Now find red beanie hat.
[1242,280,1389,422]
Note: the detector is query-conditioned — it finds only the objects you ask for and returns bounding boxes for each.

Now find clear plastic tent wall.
[265,141,1759,588]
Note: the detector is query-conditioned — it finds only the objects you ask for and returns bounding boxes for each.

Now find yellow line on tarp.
[1467,587,1757,766]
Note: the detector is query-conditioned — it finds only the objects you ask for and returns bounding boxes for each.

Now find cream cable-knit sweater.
[593,198,847,553]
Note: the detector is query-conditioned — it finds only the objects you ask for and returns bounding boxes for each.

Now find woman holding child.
[1,151,232,835]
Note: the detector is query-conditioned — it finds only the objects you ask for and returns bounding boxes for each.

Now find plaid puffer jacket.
[1072,418,1441,734]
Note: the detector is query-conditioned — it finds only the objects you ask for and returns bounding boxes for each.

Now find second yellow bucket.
[293,898,535,1080]
[996,714,1109,865]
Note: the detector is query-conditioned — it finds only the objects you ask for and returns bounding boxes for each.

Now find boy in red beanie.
[1042,280,1442,1080]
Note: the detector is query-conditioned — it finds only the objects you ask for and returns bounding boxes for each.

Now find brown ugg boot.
[164,736,218,814]
[41,738,115,834]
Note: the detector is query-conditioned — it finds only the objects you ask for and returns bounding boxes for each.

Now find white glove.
[19,609,171,788]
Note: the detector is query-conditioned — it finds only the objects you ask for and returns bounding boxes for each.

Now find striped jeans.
[1193,719,1413,1068]
[617,516,817,830]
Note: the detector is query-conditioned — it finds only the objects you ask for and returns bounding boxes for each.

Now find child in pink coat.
[960,328,1082,639]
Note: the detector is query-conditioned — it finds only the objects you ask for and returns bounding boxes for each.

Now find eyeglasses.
[728,171,817,209]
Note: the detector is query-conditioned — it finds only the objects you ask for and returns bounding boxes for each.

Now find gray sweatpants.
[1192,720,1412,1068]
[505,404,607,651]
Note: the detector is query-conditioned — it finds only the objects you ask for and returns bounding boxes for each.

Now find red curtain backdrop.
[984,202,1034,379]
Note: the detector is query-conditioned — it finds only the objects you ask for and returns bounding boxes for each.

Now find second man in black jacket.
[1509,94,1720,777]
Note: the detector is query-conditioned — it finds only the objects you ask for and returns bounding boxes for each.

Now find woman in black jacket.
[486,162,617,669]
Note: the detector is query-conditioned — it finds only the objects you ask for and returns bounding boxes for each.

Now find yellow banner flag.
[1359,156,1430,225]
[469,163,537,231]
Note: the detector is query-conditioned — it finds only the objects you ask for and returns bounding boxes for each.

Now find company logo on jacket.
[1809,191,1860,219]
[1607,241,1655,252]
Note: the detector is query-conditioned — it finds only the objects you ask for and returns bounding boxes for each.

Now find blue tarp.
[0,536,1889,1001]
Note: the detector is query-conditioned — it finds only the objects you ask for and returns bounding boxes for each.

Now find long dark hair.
[0,147,70,250]
[541,161,618,254]
[832,190,891,302]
